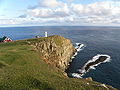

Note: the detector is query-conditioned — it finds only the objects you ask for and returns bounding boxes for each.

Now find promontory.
[0,35,117,90]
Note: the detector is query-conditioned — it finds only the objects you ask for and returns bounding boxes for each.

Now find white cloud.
[112,19,120,24]
[39,0,64,8]
[71,2,109,16]
[66,0,73,2]
[7,0,120,26]
[0,19,19,25]
[69,1,120,25]
[28,0,65,9]
[27,3,70,18]
[41,0,58,8]
[71,1,120,17]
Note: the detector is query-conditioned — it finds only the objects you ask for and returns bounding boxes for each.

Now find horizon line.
[1,25,120,28]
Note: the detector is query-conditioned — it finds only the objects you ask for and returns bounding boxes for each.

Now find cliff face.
[28,35,75,70]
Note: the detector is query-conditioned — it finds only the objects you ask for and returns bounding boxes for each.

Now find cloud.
[23,1,120,26]
[4,0,120,26]
[71,1,120,16]
[0,19,19,25]
[27,3,70,18]
[66,0,73,2]
[28,0,65,9]
[68,1,120,25]
[39,0,63,8]
[71,2,108,16]
[18,14,27,18]
[112,19,120,24]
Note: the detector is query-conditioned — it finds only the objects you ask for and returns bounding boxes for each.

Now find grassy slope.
[0,38,116,90]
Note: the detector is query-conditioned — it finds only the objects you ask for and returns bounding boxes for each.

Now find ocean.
[0,26,120,89]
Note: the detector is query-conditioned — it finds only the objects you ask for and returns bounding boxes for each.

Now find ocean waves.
[71,43,86,59]
[68,43,111,78]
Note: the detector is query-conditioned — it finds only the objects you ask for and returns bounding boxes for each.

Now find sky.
[0,0,120,27]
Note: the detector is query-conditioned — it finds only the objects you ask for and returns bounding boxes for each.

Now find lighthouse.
[45,32,48,37]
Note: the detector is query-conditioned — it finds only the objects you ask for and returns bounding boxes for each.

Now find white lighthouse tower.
[45,32,48,37]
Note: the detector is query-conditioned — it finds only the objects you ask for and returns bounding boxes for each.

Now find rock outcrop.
[28,35,75,70]
[85,77,93,81]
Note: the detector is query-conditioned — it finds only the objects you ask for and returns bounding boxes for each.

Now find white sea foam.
[90,66,96,70]
[71,73,82,78]
[75,43,86,52]
[69,43,86,78]
[76,43,81,46]
[71,56,75,59]
[73,52,78,57]
[71,43,86,60]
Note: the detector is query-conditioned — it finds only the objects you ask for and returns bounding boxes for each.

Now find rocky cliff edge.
[27,35,75,70]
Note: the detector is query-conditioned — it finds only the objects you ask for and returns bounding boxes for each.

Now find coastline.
[67,43,111,79]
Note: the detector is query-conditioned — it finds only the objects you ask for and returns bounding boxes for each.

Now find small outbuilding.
[0,36,12,43]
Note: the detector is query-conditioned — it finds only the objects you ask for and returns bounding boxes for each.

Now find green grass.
[27,35,65,46]
[0,37,117,90]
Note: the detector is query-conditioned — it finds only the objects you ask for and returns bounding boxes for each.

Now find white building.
[45,32,48,37]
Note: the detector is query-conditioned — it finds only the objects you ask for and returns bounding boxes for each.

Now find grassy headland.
[0,36,117,90]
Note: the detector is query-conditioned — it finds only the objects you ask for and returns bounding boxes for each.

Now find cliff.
[0,35,117,90]
[27,35,75,70]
